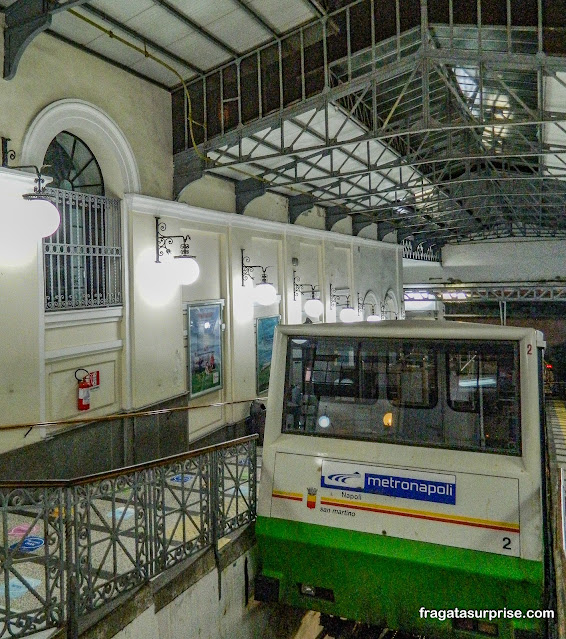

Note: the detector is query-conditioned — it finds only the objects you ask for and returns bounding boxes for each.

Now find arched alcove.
[360,290,379,320]
[21,99,141,197]
[383,288,399,319]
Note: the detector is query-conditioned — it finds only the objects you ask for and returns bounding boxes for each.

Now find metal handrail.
[0,435,258,639]
[0,397,265,432]
[0,434,258,488]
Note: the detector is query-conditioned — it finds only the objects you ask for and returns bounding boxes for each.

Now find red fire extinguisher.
[75,369,91,411]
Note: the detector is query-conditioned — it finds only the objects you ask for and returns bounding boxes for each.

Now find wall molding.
[125,194,400,255]
[45,340,123,363]
[45,308,123,329]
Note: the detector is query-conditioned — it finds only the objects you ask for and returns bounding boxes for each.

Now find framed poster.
[256,315,279,395]
[188,302,223,397]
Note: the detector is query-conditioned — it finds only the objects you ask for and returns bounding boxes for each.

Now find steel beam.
[325,206,349,231]
[404,283,566,302]
[3,0,96,80]
[235,178,266,214]
[288,194,316,224]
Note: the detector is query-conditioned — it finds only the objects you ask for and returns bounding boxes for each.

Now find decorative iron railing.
[43,188,122,311]
[401,238,441,262]
[0,436,257,639]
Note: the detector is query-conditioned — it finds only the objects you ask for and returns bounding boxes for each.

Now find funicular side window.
[282,335,521,456]
[446,342,520,454]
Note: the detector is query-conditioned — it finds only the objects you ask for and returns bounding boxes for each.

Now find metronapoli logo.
[321,460,457,505]
[321,471,364,491]
[365,472,456,505]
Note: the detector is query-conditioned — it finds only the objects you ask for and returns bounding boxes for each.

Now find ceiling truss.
[5,0,566,256]
[173,2,566,253]
[404,283,566,303]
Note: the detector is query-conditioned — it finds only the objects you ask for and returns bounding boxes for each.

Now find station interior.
[1,1,566,638]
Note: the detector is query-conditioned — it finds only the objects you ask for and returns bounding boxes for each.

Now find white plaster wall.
[244,192,288,223]
[285,237,323,324]
[0,253,42,426]
[324,244,352,321]
[293,206,326,231]
[358,223,378,241]
[126,196,402,443]
[130,213,186,408]
[329,215,352,235]
[403,239,566,284]
[46,354,120,421]
[230,228,282,404]
[354,242,401,316]
[113,550,284,639]
[0,34,171,199]
[0,171,43,444]
[178,175,236,214]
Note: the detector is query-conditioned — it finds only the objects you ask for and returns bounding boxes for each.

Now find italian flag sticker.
[307,487,317,509]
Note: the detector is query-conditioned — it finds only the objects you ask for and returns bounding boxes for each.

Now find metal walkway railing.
[0,435,257,639]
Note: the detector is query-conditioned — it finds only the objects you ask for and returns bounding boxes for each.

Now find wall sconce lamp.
[241,249,277,306]
[1,137,60,237]
[357,293,382,322]
[330,284,357,323]
[293,271,323,319]
[155,216,200,285]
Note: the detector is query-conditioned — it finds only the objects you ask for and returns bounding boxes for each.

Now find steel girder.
[3,0,90,79]
[173,1,566,251]
[404,283,566,302]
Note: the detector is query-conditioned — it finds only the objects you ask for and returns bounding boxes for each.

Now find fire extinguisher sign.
[75,368,100,412]
[88,371,100,389]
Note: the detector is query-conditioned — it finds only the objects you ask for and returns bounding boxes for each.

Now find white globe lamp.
[304,297,323,319]
[340,306,358,323]
[175,256,200,285]
[23,195,61,238]
[254,281,277,306]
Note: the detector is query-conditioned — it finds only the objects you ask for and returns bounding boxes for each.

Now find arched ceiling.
[4,0,566,254]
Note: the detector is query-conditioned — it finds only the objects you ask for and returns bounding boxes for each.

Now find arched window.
[44,131,104,195]
[43,132,121,311]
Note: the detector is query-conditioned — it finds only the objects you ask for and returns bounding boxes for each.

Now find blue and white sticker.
[321,460,456,505]
[107,507,135,521]
[170,473,195,484]
[5,577,41,599]
[9,536,44,553]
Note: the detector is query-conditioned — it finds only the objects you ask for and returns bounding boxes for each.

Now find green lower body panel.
[255,516,545,637]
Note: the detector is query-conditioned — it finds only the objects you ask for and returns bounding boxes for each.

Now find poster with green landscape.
[188,303,222,397]
[256,315,279,394]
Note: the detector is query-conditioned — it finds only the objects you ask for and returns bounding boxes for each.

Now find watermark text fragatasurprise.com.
[419,607,554,622]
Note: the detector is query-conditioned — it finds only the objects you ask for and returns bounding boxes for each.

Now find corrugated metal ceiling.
[3,0,566,251]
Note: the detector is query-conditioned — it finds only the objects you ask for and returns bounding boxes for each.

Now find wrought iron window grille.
[43,188,122,311]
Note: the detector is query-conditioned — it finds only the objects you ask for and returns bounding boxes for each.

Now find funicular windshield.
[282,336,521,455]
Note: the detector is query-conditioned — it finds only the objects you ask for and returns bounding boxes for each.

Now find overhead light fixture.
[330,284,358,323]
[241,249,277,306]
[339,305,357,323]
[155,216,199,285]
[304,296,324,319]
[293,271,323,319]
[357,293,382,322]
[1,137,60,238]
